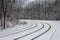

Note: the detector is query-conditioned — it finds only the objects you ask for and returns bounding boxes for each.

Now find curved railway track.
[0,22,37,38]
[31,23,51,40]
[14,23,44,40]
[14,23,51,40]
[0,21,51,40]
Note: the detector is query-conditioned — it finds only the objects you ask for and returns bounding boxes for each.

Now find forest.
[0,0,60,29]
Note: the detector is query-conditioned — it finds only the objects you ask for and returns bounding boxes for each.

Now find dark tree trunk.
[0,0,19,29]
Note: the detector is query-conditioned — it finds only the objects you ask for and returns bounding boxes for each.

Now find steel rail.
[14,23,44,40]
[0,23,37,38]
[31,23,51,40]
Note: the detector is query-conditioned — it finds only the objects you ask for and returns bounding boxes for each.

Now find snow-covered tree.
[0,0,19,29]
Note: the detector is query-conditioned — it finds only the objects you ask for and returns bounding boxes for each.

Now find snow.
[0,19,60,40]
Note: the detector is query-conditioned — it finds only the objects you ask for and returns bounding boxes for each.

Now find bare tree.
[0,0,16,29]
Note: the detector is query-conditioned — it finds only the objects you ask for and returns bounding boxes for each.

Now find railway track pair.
[0,22,51,40]
[14,23,51,40]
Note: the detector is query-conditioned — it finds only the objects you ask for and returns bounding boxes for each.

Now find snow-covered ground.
[0,19,60,40]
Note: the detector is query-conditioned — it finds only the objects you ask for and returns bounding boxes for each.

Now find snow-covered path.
[0,19,60,40]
